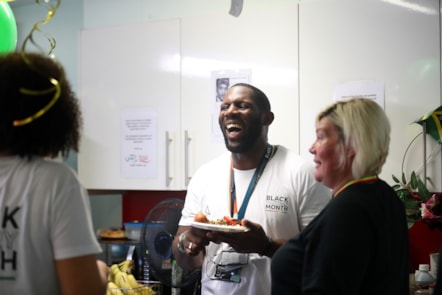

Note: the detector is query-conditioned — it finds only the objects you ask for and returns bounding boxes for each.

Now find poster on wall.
[211,69,252,143]
[121,107,157,178]
[333,80,385,109]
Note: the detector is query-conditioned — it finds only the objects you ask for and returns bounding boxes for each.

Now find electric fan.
[141,198,201,289]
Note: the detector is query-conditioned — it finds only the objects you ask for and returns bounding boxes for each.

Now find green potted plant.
[392,171,442,230]
[392,106,442,229]
[392,171,432,228]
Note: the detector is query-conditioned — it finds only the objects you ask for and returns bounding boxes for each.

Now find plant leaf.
[417,180,431,202]
[410,171,419,190]
[392,184,401,190]
[391,170,432,229]
[401,172,407,185]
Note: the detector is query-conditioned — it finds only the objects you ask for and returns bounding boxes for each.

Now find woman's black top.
[271,179,409,294]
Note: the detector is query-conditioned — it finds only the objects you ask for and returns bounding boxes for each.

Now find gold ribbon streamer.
[13,0,62,127]
[20,0,60,55]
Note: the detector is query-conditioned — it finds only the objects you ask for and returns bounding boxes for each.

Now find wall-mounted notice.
[211,69,251,143]
[333,80,385,109]
[121,108,157,178]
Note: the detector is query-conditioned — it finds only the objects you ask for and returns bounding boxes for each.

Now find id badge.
[214,264,241,283]
[207,244,248,283]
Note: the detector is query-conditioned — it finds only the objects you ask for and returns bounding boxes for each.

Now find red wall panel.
[122,190,186,223]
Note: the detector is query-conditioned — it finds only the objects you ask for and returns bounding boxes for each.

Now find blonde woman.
[271,98,409,294]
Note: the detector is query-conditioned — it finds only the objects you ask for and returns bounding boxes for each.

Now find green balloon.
[0,2,17,54]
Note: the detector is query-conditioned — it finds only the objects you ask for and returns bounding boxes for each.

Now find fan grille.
[141,198,200,288]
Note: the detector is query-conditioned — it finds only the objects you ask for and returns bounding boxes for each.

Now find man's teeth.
[226,124,241,132]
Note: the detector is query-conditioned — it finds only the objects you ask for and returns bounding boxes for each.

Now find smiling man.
[172,83,331,295]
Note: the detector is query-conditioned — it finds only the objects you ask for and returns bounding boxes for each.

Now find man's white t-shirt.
[180,145,331,295]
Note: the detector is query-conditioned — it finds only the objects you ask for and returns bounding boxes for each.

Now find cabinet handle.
[184,130,192,186]
[165,131,173,187]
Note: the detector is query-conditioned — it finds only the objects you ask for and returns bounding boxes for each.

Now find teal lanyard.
[230,144,275,219]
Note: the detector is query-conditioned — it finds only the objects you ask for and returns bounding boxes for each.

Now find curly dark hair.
[0,52,82,159]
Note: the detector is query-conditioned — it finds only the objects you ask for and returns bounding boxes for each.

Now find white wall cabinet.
[180,2,299,183]
[78,3,300,190]
[78,19,182,190]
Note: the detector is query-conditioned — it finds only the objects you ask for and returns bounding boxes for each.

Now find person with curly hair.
[0,52,108,295]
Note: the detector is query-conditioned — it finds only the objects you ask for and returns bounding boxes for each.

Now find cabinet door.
[78,19,181,190]
[180,2,299,187]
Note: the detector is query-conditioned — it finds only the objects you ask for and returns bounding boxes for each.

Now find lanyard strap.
[230,144,276,219]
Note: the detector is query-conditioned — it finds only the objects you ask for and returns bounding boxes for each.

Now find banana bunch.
[106,260,155,295]
[118,260,133,274]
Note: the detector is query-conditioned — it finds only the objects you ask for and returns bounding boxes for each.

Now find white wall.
[12,0,82,90]
[82,0,293,27]
[298,0,442,190]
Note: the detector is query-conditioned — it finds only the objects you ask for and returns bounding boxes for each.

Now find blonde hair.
[316,98,390,178]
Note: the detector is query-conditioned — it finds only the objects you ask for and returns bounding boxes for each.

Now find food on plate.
[98,228,126,239]
[194,212,241,226]
[223,216,240,225]
[194,212,210,223]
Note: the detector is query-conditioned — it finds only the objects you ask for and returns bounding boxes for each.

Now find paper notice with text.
[121,108,157,178]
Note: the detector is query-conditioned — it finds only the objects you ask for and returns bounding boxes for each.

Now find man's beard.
[221,116,263,154]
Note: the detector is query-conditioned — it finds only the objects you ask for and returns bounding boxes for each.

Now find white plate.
[191,221,249,233]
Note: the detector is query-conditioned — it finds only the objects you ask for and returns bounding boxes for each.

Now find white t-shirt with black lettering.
[0,156,102,295]
[180,145,331,295]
